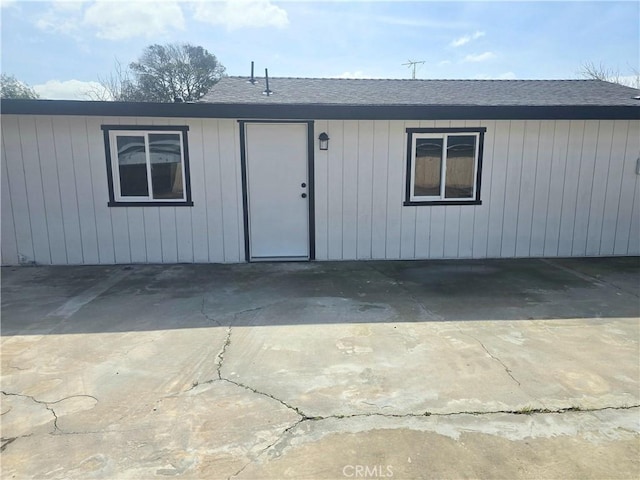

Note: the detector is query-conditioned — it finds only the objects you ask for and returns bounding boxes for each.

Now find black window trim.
[404,127,486,206]
[101,124,193,207]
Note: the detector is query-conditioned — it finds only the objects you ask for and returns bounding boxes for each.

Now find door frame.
[238,120,316,262]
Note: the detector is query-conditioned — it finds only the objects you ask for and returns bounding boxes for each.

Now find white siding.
[313,119,640,261]
[2,116,244,265]
[2,116,638,265]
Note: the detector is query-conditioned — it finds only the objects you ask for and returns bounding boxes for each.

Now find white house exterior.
[1,78,639,265]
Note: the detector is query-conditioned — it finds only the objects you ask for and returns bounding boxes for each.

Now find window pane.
[149,134,183,199]
[445,136,475,198]
[116,136,148,197]
[414,138,443,197]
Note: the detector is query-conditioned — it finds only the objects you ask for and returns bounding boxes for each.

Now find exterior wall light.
[318,132,330,150]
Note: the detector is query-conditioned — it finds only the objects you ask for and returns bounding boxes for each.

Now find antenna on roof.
[402,59,425,79]
[248,61,257,85]
[263,68,272,96]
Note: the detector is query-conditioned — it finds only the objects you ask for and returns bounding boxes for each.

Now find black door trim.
[238,120,316,262]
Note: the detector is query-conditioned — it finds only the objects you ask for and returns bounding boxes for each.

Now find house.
[1,78,638,265]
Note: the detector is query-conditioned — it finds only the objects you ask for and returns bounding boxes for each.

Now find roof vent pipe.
[263,68,272,96]
[248,61,256,85]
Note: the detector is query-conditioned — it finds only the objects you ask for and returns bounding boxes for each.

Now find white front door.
[244,123,310,261]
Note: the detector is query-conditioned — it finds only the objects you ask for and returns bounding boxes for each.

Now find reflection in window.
[149,133,183,199]
[445,136,475,199]
[414,138,443,197]
[104,126,191,205]
[116,136,148,197]
[406,128,484,205]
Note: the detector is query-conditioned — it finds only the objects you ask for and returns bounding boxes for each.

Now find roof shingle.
[201,77,640,107]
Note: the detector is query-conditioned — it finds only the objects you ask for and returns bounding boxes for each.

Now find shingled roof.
[4,78,638,120]
[202,77,640,107]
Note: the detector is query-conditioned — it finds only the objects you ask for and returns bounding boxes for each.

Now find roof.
[2,78,639,120]
[202,77,640,107]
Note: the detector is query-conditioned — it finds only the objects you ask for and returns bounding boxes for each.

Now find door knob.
[301,183,306,188]
[301,193,307,198]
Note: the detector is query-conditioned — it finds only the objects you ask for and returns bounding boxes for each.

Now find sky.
[1,0,638,100]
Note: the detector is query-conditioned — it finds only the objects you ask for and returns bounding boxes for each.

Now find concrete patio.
[1,257,639,479]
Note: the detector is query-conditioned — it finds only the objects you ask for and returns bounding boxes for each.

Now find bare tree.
[579,61,639,88]
[85,58,141,101]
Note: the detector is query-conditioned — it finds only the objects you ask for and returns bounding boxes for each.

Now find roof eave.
[1,99,638,120]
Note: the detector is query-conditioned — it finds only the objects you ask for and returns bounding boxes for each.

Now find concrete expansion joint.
[538,258,640,298]
[538,258,609,288]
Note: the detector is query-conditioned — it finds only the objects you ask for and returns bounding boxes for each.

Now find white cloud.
[51,0,86,12]
[33,79,106,100]
[1,0,16,8]
[473,72,517,80]
[84,0,184,40]
[616,75,640,88]
[36,10,81,36]
[334,71,371,79]
[463,51,496,63]
[451,31,485,48]
[34,0,184,40]
[34,1,90,37]
[330,70,389,80]
[193,0,288,30]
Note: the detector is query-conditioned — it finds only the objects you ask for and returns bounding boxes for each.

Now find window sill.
[403,200,482,206]
[108,201,194,207]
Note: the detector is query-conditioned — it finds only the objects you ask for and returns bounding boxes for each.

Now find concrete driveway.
[1,257,639,479]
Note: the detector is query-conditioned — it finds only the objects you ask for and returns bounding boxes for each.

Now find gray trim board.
[3,99,639,120]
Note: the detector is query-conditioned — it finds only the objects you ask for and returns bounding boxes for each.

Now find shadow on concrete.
[1,257,638,336]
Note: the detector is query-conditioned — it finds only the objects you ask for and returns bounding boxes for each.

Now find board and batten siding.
[1,115,244,265]
[313,119,640,261]
[2,116,639,265]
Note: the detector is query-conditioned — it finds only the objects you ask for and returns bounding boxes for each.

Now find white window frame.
[405,128,485,206]
[102,125,192,206]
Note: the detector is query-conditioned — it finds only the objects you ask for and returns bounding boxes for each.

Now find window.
[102,125,193,206]
[404,127,485,206]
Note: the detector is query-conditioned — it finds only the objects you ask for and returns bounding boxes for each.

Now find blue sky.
[1,0,638,99]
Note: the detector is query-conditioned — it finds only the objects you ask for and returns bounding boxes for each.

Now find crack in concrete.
[0,436,26,453]
[365,263,446,321]
[458,330,521,387]
[227,402,640,479]
[1,392,99,436]
[228,416,307,480]
[219,378,308,419]
[216,327,232,380]
[427,404,640,417]
[200,296,277,328]
[231,305,270,318]
[200,296,223,326]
